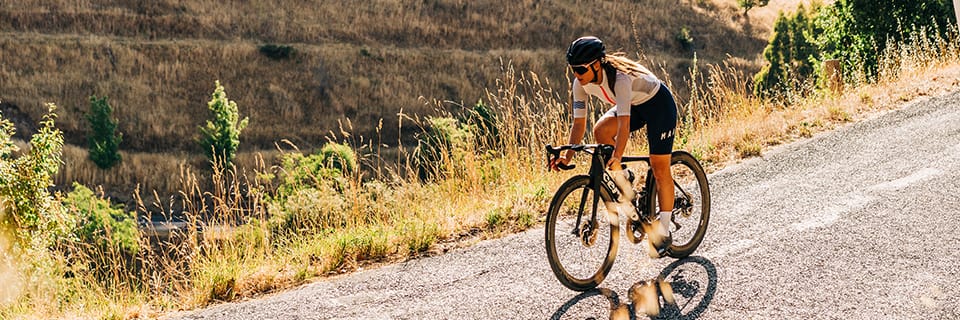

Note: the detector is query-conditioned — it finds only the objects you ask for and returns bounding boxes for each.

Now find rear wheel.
[647,151,710,258]
[545,175,619,291]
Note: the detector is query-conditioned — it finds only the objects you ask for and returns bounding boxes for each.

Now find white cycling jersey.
[572,70,661,118]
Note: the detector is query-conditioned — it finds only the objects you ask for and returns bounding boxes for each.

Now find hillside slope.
[0,0,788,153]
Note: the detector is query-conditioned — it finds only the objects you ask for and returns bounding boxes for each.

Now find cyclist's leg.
[593,108,619,145]
[639,84,679,255]
[642,84,679,214]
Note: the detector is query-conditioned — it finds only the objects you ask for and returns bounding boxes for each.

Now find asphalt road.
[169,91,960,319]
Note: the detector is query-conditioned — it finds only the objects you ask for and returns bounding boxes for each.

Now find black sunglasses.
[571,65,590,75]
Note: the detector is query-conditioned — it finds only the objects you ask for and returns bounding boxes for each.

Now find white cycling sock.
[659,211,671,231]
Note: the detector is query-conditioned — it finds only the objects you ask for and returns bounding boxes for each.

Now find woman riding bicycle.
[548,36,679,256]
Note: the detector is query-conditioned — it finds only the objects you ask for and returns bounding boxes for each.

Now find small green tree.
[0,103,65,237]
[87,96,122,169]
[753,5,819,97]
[737,0,770,15]
[199,81,249,166]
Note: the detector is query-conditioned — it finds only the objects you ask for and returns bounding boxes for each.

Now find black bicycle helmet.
[566,36,605,65]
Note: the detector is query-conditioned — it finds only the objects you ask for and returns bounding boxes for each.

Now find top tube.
[546,144,650,165]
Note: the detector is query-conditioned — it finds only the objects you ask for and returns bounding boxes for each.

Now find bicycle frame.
[546,144,655,235]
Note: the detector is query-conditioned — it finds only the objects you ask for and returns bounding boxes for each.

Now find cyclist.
[548,36,678,256]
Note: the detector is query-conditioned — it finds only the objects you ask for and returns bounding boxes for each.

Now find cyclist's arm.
[564,83,590,161]
[564,117,587,160]
[610,73,633,166]
[611,116,630,161]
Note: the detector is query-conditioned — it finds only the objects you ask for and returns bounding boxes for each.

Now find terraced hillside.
[1,0,784,152]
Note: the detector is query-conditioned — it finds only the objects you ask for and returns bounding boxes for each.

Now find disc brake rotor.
[580,220,599,247]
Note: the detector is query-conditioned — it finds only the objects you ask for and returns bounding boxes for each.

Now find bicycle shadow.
[550,256,718,320]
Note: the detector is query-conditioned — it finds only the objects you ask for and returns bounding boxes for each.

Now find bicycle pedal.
[625,218,644,244]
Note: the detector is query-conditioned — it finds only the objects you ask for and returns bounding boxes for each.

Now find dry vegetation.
[1,0,772,148]
[0,0,792,199]
[9,0,956,319]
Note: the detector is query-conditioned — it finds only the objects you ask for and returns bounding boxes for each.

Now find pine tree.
[87,96,122,169]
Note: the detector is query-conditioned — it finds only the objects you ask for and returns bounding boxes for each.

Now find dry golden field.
[1,0,802,198]
[0,0,784,148]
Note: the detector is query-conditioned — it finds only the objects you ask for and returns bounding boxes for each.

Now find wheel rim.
[549,184,615,284]
[651,159,707,251]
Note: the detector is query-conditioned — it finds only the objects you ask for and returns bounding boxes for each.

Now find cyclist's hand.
[606,156,622,171]
[549,155,570,172]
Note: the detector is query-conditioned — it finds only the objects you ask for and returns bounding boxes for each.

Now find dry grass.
[11,1,957,319]
[0,0,780,151]
[0,0,816,199]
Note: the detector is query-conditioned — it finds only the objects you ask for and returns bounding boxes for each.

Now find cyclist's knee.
[650,155,672,178]
[594,117,616,143]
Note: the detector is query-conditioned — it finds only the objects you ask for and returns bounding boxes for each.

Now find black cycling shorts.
[602,83,678,155]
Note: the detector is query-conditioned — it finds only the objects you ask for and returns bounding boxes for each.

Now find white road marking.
[703,239,755,259]
[792,193,874,231]
[868,168,943,192]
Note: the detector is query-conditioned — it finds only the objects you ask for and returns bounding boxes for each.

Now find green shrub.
[675,26,694,52]
[318,142,357,175]
[457,100,500,149]
[273,142,357,196]
[87,96,123,169]
[753,5,818,97]
[414,116,473,182]
[266,143,358,236]
[259,44,295,60]
[61,182,140,255]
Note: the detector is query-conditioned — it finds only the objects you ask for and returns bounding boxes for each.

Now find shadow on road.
[550,256,718,320]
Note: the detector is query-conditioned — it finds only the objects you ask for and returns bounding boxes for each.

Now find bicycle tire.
[545,175,619,291]
[646,151,711,258]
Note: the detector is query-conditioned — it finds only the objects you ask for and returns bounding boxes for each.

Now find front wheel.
[648,151,711,258]
[545,175,619,291]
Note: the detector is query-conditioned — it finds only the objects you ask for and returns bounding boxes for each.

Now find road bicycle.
[545,144,711,291]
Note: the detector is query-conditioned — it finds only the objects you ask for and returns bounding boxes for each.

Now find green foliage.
[0,104,64,235]
[318,142,357,175]
[414,116,474,182]
[675,26,694,52]
[61,183,140,255]
[274,142,357,195]
[753,6,819,97]
[756,0,956,94]
[258,44,295,60]
[87,96,122,169]
[199,81,249,167]
[266,142,358,236]
[737,0,770,15]
[457,99,500,149]
[814,0,955,81]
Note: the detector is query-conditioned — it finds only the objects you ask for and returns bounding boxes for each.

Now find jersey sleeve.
[572,80,588,119]
[614,72,632,117]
